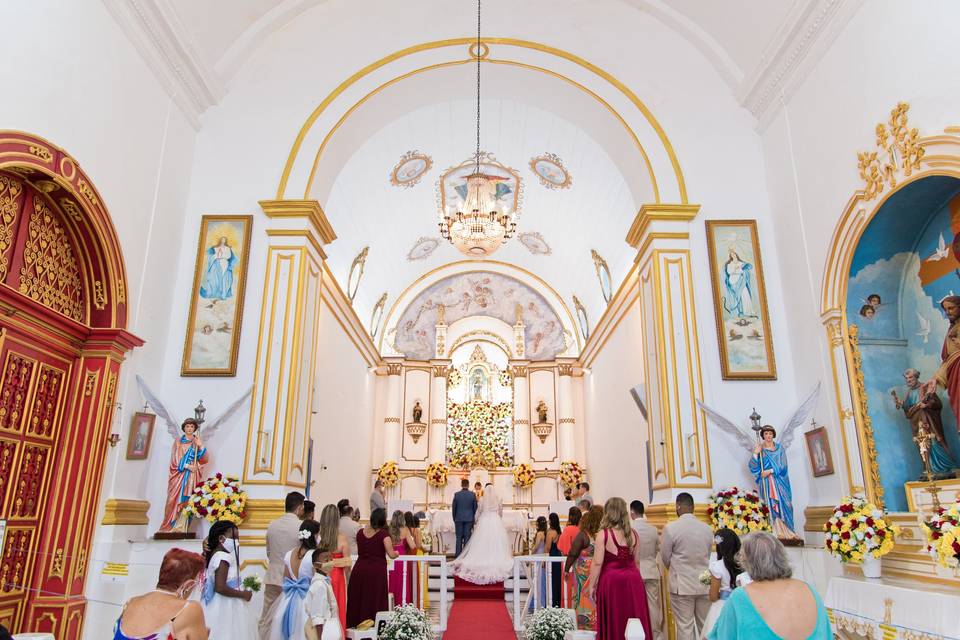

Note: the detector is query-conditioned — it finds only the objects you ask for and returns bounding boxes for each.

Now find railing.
[512,555,570,630]
[389,554,449,632]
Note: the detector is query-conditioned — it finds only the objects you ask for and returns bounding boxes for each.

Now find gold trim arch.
[276,38,688,205]
[819,129,960,507]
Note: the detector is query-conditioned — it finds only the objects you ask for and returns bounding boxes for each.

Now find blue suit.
[451,488,478,556]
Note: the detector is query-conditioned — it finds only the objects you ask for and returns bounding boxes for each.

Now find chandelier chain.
[475,0,481,175]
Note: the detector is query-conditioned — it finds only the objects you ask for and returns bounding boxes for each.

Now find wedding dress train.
[451,488,514,585]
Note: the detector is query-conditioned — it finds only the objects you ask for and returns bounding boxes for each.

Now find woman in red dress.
[318,504,351,632]
[346,508,397,628]
[586,498,652,640]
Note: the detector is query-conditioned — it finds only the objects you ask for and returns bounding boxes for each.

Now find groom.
[452,478,478,556]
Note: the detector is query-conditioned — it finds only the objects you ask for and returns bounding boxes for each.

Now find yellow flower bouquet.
[823,495,899,564]
[377,461,400,488]
[513,463,536,488]
[426,462,449,488]
[921,497,960,569]
[184,473,247,524]
[559,461,585,490]
[707,487,771,535]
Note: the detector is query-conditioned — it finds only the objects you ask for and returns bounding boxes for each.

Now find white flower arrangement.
[523,607,574,640]
[380,604,432,640]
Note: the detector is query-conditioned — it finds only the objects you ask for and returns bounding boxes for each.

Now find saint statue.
[748,425,795,538]
[893,368,957,476]
[928,295,960,434]
[199,236,238,303]
[159,418,208,532]
[412,401,423,423]
[537,400,548,424]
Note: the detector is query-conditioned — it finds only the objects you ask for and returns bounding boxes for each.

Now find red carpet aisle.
[444,578,516,640]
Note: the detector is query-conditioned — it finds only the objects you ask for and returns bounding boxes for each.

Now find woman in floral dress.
[564,505,602,630]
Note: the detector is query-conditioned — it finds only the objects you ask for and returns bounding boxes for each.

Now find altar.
[428,509,530,554]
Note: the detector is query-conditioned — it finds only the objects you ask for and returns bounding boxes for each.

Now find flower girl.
[202,520,255,640]
[701,528,743,639]
[269,520,321,640]
[304,549,343,640]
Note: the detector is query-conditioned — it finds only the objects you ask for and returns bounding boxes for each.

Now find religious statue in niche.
[698,383,821,540]
[893,368,957,477]
[926,295,960,435]
[537,400,548,424]
[469,366,487,401]
[412,401,424,424]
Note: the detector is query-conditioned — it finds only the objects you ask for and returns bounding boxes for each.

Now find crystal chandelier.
[438,0,518,257]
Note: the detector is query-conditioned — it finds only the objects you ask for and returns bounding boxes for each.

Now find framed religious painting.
[126,412,156,460]
[705,220,777,379]
[804,426,835,477]
[181,215,253,376]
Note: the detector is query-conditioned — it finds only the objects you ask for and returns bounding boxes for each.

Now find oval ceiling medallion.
[529,152,572,190]
[518,231,552,256]
[390,150,433,188]
[407,237,441,261]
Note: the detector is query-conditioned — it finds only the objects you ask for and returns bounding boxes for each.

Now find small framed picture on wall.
[804,425,834,477]
[127,412,156,460]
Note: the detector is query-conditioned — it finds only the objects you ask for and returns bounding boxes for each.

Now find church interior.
[1,1,959,638]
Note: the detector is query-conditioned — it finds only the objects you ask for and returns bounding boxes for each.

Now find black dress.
[549,536,563,606]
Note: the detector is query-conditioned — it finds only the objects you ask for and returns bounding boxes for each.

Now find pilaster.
[556,360,577,461]
[429,360,451,462]
[382,359,404,462]
[510,361,531,462]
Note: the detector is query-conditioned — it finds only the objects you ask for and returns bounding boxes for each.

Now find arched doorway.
[0,132,140,637]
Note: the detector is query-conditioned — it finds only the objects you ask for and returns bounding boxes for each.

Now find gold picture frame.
[705,220,777,379]
[181,215,253,376]
[804,426,835,477]
[126,412,155,460]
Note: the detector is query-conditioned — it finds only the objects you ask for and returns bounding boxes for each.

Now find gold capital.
[625,203,700,248]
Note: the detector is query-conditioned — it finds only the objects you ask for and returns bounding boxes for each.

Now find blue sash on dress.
[202,573,239,605]
[281,575,311,639]
[718,590,731,601]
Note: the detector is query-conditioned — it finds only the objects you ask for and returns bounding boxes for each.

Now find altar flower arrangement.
[377,461,400,488]
[184,473,247,524]
[706,487,771,535]
[524,605,575,640]
[558,461,585,490]
[823,495,899,563]
[425,462,449,488]
[446,399,513,468]
[513,462,536,488]
[447,369,462,388]
[380,604,433,640]
[921,496,960,568]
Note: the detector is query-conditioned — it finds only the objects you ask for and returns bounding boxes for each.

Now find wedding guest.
[564,487,573,501]
[388,510,417,606]
[630,500,663,640]
[337,498,350,514]
[548,512,563,606]
[565,505,602,630]
[528,516,548,612]
[701,528,742,638]
[406,512,427,607]
[267,520,321,640]
[202,521,254,640]
[586,498,652,640]
[304,549,342,640]
[661,492,712,640]
[708,532,831,639]
[351,508,361,523]
[114,548,208,640]
[558,506,581,606]
[579,482,594,506]
[318,504,350,633]
[347,508,398,628]
[370,480,386,514]
[261,491,306,638]
[339,504,361,557]
[577,500,591,513]
[303,501,317,521]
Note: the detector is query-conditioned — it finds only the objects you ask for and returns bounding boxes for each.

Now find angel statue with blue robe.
[698,383,821,539]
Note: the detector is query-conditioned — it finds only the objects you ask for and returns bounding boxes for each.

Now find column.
[383,359,404,462]
[627,204,712,501]
[511,361,530,462]
[243,200,334,489]
[428,360,451,462]
[557,361,576,462]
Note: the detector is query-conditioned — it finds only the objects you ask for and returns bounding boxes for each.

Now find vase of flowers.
[523,606,575,640]
[426,462,448,488]
[377,461,400,489]
[183,473,247,525]
[559,461,585,490]
[513,463,535,489]
[706,487,771,535]
[380,604,432,640]
[921,496,960,570]
[823,495,898,575]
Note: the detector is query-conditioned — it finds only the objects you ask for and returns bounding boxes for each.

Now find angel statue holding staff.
[136,375,252,535]
[698,383,821,539]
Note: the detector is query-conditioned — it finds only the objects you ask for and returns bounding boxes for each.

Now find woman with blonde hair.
[318,504,350,633]
[387,510,416,606]
[586,498,652,640]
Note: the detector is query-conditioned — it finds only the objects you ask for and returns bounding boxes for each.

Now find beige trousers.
[259,583,282,639]
[644,578,663,640]
[669,593,710,640]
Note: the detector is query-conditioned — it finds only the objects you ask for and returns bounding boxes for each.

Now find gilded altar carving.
[0,528,33,593]
[432,365,450,378]
[0,441,18,507]
[58,198,82,222]
[12,444,49,518]
[558,363,574,377]
[18,199,84,322]
[0,354,36,433]
[857,102,925,201]
[50,548,64,578]
[386,363,403,376]
[28,365,64,440]
[93,281,106,310]
[0,175,23,281]
[75,548,87,578]
[83,371,97,397]
[848,324,884,507]
[76,179,98,206]
[116,279,126,304]
[27,145,52,163]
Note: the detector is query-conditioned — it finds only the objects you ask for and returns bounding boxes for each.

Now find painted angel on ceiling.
[698,383,821,539]
[136,375,251,534]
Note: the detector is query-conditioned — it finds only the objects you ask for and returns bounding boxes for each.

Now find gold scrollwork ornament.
[848,324,884,506]
[858,102,925,201]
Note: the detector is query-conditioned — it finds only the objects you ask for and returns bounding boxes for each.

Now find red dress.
[595,529,652,640]
[330,550,348,631]
[346,529,390,628]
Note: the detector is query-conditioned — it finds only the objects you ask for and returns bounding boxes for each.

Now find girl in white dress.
[700,528,743,639]
[452,483,515,585]
[269,520,320,640]
[202,520,255,640]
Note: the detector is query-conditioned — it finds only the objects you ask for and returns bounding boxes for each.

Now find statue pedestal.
[405,420,427,444]
[153,531,196,540]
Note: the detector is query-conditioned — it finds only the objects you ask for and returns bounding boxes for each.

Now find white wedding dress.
[451,489,515,585]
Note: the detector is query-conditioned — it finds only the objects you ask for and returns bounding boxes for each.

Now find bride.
[451,483,515,584]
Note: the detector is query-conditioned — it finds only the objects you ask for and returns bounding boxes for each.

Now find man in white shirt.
[631,499,663,640]
[660,492,712,640]
[260,491,305,639]
[338,503,361,557]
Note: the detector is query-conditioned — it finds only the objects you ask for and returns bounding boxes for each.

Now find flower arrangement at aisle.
[425,462,449,488]
[377,461,400,488]
[513,462,536,488]
[706,487,771,535]
[558,461,585,490]
[445,398,513,468]
[823,495,899,563]
[380,604,433,640]
[183,473,247,524]
[920,496,960,569]
[523,605,575,640]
